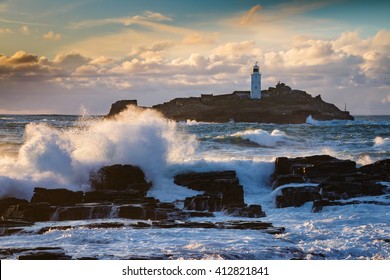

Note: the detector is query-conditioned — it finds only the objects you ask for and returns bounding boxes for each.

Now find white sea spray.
[0,106,197,199]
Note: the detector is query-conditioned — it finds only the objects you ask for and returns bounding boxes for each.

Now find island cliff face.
[107,83,354,123]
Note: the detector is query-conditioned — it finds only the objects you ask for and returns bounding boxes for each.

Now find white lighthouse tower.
[250,62,261,99]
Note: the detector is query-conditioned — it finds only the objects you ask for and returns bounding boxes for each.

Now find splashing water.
[0,106,197,199]
[231,129,287,147]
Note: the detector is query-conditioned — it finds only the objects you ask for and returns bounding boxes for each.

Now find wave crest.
[374,136,390,147]
[0,106,197,199]
[231,129,287,147]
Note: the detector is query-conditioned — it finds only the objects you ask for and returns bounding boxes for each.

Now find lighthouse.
[250,62,261,99]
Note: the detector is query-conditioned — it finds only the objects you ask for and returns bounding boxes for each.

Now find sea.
[0,108,389,260]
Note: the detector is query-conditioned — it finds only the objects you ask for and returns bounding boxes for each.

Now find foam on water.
[0,106,197,199]
[231,129,287,147]
[305,115,351,126]
[151,158,274,204]
[374,136,390,147]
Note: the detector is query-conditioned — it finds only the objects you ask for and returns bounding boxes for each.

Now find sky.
[0,0,389,115]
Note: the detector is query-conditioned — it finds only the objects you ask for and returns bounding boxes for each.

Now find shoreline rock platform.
[1,156,389,259]
[106,82,354,123]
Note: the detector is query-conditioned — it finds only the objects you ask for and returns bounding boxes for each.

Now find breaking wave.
[374,136,390,147]
[0,106,197,199]
[231,129,288,147]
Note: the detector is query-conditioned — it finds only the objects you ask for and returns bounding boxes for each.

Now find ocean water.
[0,108,389,259]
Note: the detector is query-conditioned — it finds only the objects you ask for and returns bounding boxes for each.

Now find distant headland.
[106,63,353,123]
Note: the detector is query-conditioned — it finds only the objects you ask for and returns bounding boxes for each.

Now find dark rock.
[156,202,176,209]
[106,100,138,118]
[31,187,83,206]
[222,204,266,218]
[272,175,306,189]
[174,170,239,193]
[274,155,336,177]
[151,220,218,229]
[2,202,55,222]
[90,164,151,196]
[185,211,214,218]
[275,186,321,208]
[0,197,28,216]
[133,222,152,228]
[84,190,152,204]
[216,221,285,234]
[0,228,24,236]
[312,198,390,213]
[184,195,222,212]
[359,159,390,181]
[18,248,72,260]
[83,222,125,229]
[303,160,356,179]
[52,205,113,221]
[37,226,72,234]
[175,170,244,207]
[319,181,386,200]
[118,205,148,220]
[272,155,390,210]
[1,247,68,259]
[149,220,285,234]
[125,254,171,260]
[222,184,244,206]
[0,219,33,227]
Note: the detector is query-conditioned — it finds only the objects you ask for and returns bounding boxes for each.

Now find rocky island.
[106,82,354,123]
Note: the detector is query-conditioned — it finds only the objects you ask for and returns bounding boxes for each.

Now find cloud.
[0,3,8,12]
[0,27,12,34]
[20,25,30,34]
[240,4,262,25]
[382,95,390,104]
[213,40,261,61]
[0,51,57,81]
[360,50,390,85]
[43,31,61,41]
[53,52,90,71]
[73,64,99,76]
[128,42,174,62]
[182,32,218,45]
[69,10,173,29]
[143,11,172,21]
[90,56,114,66]
[371,29,390,53]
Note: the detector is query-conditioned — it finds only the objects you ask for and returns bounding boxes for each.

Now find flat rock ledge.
[272,155,390,211]
[0,165,280,243]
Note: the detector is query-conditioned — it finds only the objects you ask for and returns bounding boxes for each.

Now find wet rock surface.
[105,100,138,118]
[90,164,151,195]
[2,156,387,259]
[0,247,72,260]
[272,155,390,210]
[0,165,281,254]
[175,170,246,211]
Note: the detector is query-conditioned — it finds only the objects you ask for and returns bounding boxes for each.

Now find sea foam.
[231,129,287,147]
[0,106,197,199]
[374,136,390,147]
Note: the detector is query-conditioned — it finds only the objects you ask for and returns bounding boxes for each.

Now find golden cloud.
[182,32,218,45]
[240,4,262,25]
[43,31,62,41]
